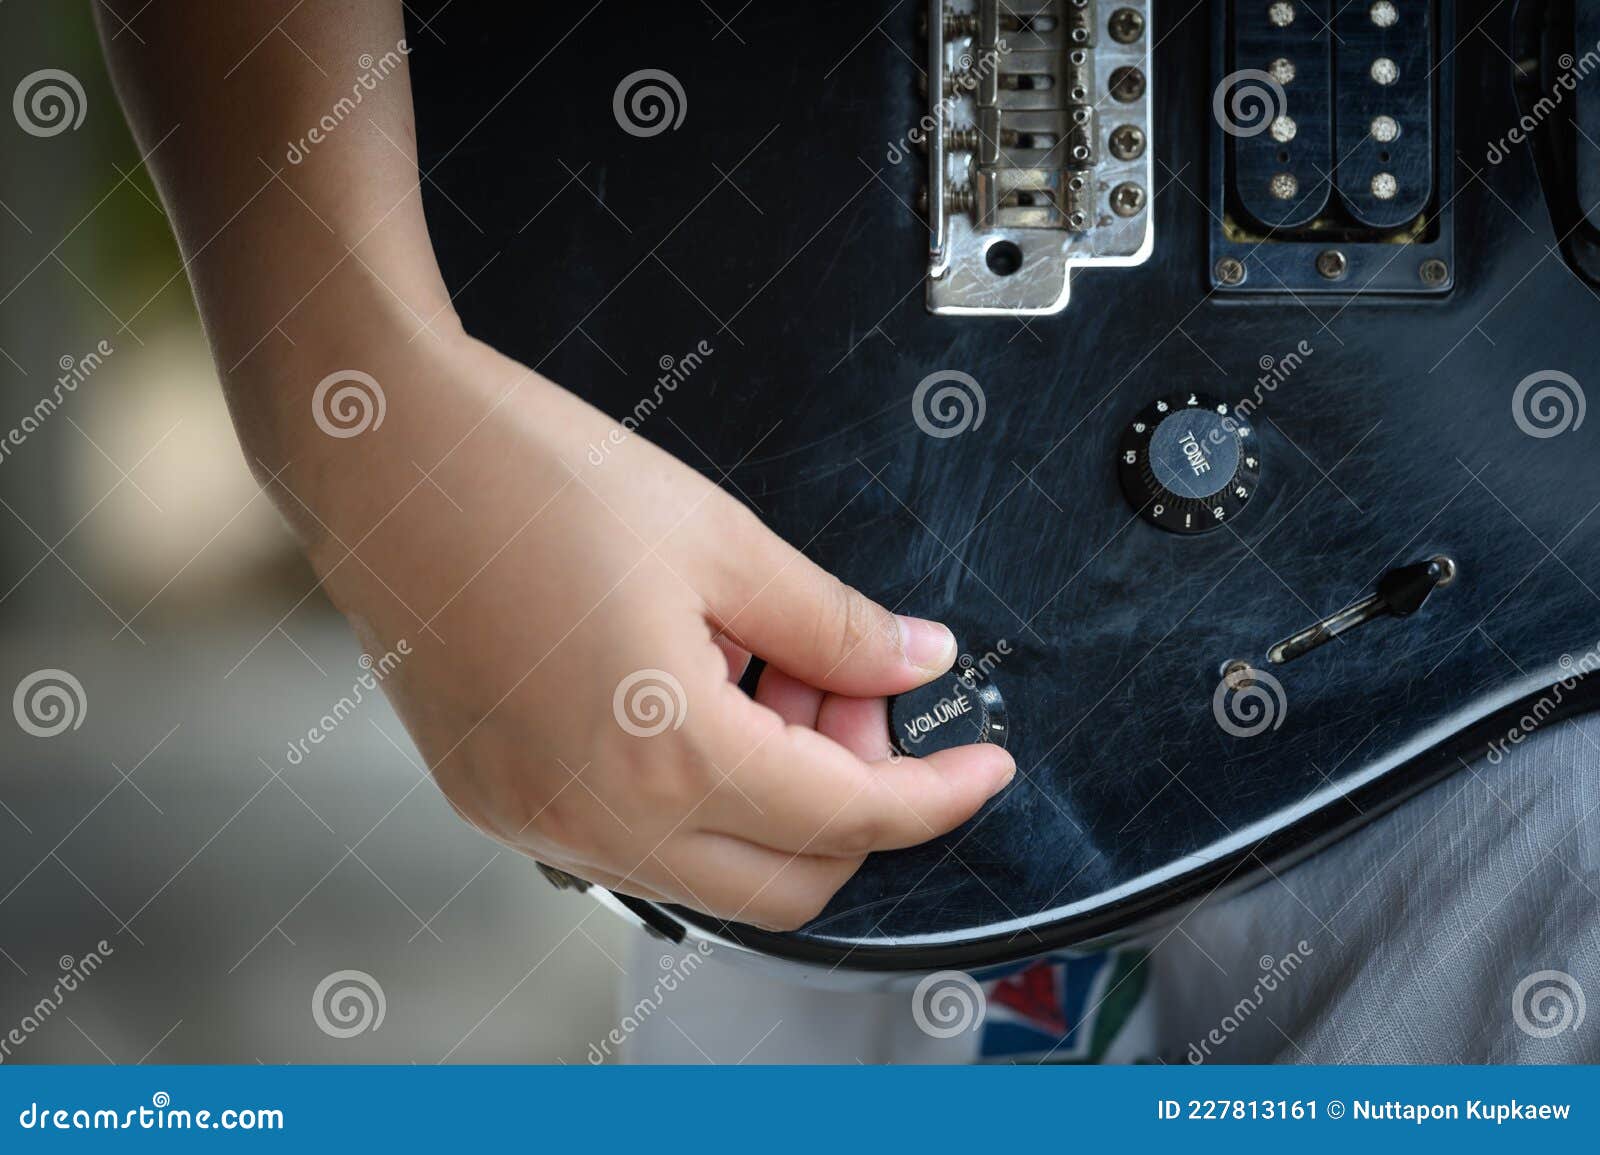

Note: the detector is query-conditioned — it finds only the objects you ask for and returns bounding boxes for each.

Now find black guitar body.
[409,2,1600,973]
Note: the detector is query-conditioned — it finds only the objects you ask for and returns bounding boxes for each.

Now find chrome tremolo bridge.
[924,0,1154,315]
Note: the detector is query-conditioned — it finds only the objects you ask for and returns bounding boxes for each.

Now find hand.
[278,328,1016,931]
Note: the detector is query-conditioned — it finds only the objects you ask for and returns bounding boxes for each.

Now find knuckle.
[816,578,880,660]
[827,813,885,857]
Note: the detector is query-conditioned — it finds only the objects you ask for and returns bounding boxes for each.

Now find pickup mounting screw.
[1215,257,1247,286]
[1109,124,1146,160]
[1419,258,1449,287]
[1316,249,1349,280]
[1108,7,1145,43]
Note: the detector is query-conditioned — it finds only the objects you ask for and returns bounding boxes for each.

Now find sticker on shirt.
[979,950,1148,1063]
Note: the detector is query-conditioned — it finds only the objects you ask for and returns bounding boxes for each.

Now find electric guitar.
[408,0,1600,977]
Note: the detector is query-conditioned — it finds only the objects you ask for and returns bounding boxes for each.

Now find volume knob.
[1118,393,1260,534]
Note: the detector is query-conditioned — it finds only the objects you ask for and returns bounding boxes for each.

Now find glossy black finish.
[408,2,1600,970]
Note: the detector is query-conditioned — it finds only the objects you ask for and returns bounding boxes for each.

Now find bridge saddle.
[922,0,1154,315]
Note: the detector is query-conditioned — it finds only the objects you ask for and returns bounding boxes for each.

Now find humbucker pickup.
[1209,0,1454,295]
[922,0,1155,315]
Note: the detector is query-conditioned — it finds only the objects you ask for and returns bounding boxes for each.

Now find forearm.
[95,1,469,531]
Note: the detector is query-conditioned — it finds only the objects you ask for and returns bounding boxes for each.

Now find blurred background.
[0,1,630,1064]
[5,0,1597,1069]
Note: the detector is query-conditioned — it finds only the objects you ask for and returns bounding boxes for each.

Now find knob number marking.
[1117,392,1261,535]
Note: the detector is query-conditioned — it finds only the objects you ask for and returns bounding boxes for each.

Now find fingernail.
[896,615,957,672]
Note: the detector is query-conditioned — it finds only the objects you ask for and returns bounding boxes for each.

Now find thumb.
[708,517,957,696]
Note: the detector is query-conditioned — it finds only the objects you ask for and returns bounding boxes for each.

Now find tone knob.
[1118,393,1260,534]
